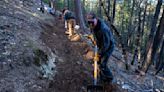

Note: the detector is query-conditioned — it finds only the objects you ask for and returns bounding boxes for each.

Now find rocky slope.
[0,0,58,91]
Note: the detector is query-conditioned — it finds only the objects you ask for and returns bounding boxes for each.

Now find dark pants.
[100,44,114,82]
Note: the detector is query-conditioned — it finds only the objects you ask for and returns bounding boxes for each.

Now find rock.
[122,83,134,91]
[2,51,11,55]
[76,61,81,65]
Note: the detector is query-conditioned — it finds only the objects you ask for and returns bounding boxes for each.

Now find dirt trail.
[41,18,124,92]
[1,0,163,91]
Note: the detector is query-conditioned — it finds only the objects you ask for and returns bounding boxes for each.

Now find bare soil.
[41,18,124,92]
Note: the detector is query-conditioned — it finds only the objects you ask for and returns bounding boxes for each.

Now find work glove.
[93,53,101,62]
[83,34,93,40]
[84,34,96,46]
[87,34,94,41]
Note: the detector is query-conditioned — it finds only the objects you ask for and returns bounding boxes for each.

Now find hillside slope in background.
[0,0,163,92]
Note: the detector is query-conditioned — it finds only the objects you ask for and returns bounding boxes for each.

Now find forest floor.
[40,17,164,92]
[41,17,126,92]
[0,0,163,92]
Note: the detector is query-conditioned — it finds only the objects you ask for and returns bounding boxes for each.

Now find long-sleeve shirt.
[92,19,115,56]
[64,11,75,20]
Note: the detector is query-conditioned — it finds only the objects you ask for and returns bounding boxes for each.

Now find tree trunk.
[142,3,163,73]
[112,0,116,23]
[121,9,124,33]
[137,5,142,68]
[49,0,56,9]
[82,0,86,22]
[127,0,135,47]
[67,0,70,10]
[146,3,152,30]
[139,0,148,67]
[64,0,67,7]
[141,1,148,37]
[142,0,162,72]
[107,0,110,16]
[131,3,142,66]
[131,49,138,65]
[151,9,164,66]
[99,0,102,18]
[155,40,164,75]
[74,0,87,31]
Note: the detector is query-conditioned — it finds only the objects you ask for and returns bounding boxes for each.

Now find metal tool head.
[87,85,104,92]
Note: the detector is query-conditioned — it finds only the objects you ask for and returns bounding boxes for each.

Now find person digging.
[62,8,77,40]
[86,12,115,84]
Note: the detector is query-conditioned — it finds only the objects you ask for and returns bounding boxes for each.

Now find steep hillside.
[0,0,58,91]
[0,0,163,92]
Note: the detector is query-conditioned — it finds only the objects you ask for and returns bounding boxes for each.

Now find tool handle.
[93,45,99,85]
[94,57,98,85]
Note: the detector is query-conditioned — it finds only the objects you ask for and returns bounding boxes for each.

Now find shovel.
[87,45,104,92]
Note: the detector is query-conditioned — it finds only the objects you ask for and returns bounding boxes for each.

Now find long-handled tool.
[87,45,104,92]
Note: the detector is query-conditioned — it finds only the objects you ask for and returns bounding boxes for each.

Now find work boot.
[100,67,113,83]
[65,31,69,35]
[69,34,80,41]
[68,34,74,39]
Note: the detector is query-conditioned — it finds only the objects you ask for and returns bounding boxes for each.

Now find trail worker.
[62,9,76,39]
[86,12,115,83]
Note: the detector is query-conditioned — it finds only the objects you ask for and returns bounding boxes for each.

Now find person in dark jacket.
[62,9,76,39]
[86,12,115,83]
